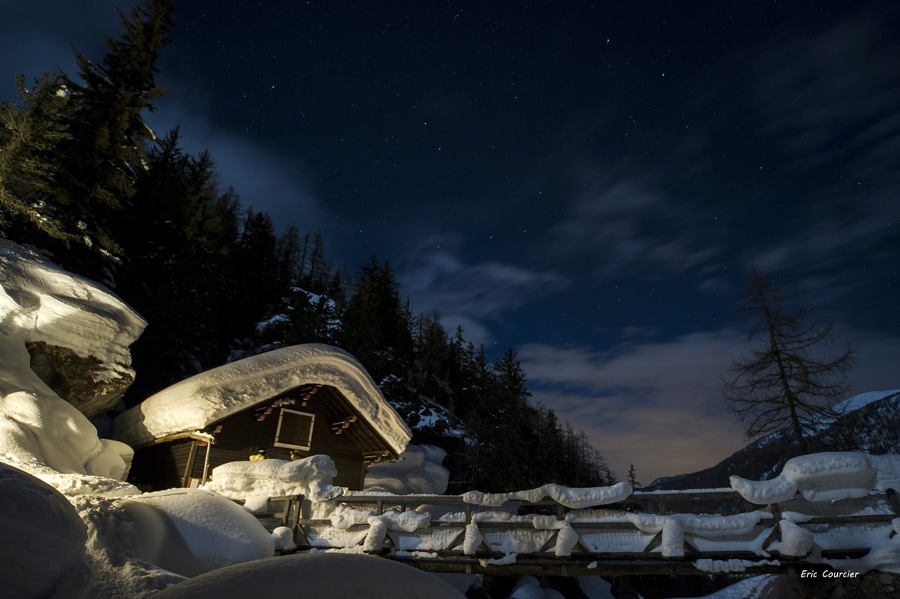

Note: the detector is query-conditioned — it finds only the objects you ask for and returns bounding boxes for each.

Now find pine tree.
[52,0,175,260]
[0,72,75,241]
[627,464,640,488]
[118,130,243,399]
[340,257,414,383]
[275,224,302,297]
[723,267,855,452]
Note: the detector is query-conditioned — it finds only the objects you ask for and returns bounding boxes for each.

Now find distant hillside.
[648,390,900,490]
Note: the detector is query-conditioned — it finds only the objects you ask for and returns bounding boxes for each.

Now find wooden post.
[182,439,199,487]
[201,440,213,483]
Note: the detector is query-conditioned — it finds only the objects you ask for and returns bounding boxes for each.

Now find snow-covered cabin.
[113,344,411,491]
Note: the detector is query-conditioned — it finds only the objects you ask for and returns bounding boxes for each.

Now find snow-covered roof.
[113,344,411,454]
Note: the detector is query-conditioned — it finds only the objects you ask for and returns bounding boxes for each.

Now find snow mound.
[731,451,900,503]
[151,552,466,598]
[0,462,91,599]
[113,343,411,454]
[104,489,275,577]
[463,481,632,509]
[203,455,344,503]
[363,444,450,494]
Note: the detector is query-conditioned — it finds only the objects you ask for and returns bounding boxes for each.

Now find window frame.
[274,408,316,451]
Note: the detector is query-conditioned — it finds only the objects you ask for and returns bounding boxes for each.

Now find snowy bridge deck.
[252,488,899,577]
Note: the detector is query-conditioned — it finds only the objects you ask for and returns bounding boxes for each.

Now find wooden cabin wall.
[129,439,194,491]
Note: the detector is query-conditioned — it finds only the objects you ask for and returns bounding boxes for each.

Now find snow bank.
[363,444,450,494]
[0,463,90,599]
[150,552,466,598]
[113,343,411,454]
[731,451,900,504]
[463,481,632,509]
[202,455,344,503]
[0,240,142,485]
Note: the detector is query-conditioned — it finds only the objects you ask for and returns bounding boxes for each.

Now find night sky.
[4,1,899,483]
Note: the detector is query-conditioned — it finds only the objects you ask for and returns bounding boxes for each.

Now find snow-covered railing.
[225,453,900,577]
[254,487,897,577]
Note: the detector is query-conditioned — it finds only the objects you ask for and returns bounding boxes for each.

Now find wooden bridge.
[249,487,899,578]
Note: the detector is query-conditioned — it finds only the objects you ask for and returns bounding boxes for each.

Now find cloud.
[547,165,721,279]
[752,6,900,180]
[397,236,569,345]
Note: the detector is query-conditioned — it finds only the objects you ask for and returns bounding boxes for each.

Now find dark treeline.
[0,0,613,492]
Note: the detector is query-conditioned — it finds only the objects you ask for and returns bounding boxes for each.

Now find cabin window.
[274,409,315,450]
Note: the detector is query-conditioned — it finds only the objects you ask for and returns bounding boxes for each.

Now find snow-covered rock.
[0,240,142,485]
[150,552,466,598]
[731,451,900,504]
[0,463,91,599]
[363,444,450,494]
[0,239,146,418]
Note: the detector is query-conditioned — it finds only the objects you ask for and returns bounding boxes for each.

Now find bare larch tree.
[723,267,855,452]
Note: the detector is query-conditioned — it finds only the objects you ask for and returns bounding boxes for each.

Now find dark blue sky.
[3,1,899,482]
